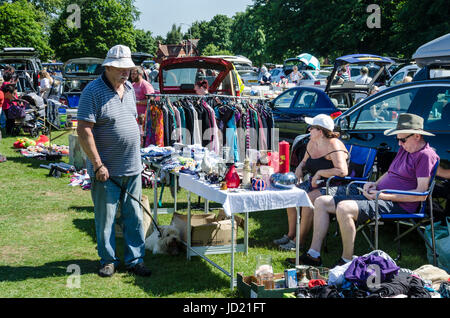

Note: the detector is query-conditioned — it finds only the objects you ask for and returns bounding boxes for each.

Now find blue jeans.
[91,174,145,268]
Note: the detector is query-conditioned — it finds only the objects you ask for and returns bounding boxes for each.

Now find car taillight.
[314,80,321,85]
[330,111,342,119]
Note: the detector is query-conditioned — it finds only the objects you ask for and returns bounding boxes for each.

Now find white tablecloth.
[179,174,313,216]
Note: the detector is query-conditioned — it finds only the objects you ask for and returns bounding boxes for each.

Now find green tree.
[390,0,450,58]
[165,24,182,45]
[49,0,138,62]
[197,14,234,54]
[135,29,157,55]
[230,10,267,66]
[201,43,233,56]
[0,0,54,59]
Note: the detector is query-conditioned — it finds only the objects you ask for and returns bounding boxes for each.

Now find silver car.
[238,69,259,86]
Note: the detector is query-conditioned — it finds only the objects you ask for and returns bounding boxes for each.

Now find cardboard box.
[68,133,87,170]
[170,210,243,247]
[237,272,298,298]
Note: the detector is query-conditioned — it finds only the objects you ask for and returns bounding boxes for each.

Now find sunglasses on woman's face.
[396,133,414,143]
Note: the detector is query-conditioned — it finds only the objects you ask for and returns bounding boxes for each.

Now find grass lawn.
[0,131,433,298]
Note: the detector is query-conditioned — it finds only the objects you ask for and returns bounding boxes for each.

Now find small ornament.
[220,181,228,190]
[225,164,240,189]
[242,157,252,188]
[251,177,266,191]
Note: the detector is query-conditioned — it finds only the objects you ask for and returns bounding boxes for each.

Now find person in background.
[2,84,17,136]
[402,76,413,83]
[274,114,349,265]
[39,70,53,99]
[290,65,304,85]
[77,44,151,278]
[354,67,372,101]
[259,66,272,85]
[130,66,155,117]
[297,113,439,268]
[194,79,209,95]
[149,63,159,83]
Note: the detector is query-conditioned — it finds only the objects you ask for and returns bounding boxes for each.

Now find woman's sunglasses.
[396,133,414,143]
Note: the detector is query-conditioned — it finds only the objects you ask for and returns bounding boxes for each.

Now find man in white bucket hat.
[77,45,152,278]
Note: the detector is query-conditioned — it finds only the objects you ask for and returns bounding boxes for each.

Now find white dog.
[145,225,182,256]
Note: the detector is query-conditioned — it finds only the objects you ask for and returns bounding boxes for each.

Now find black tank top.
[304,149,348,178]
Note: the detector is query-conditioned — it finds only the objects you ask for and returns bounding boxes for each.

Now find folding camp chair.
[353,160,440,265]
[326,144,378,195]
[323,144,378,252]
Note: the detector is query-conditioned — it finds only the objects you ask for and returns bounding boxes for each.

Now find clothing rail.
[145,93,268,100]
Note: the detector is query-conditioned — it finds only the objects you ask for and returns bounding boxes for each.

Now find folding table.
[178,173,313,290]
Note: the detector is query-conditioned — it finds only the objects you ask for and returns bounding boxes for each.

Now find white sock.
[342,257,352,263]
[307,249,320,258]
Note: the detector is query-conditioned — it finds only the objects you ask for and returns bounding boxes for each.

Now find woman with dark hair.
[274,114,349,256]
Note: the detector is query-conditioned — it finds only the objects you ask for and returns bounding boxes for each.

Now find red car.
[158,56,241,96]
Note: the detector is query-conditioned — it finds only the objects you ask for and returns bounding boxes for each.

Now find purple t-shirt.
[376,143,439,212]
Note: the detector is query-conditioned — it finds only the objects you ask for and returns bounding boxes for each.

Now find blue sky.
[134,0,254,37]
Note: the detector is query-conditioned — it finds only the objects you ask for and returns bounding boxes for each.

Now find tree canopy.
[0,0,53,59]
[0,0,448,66]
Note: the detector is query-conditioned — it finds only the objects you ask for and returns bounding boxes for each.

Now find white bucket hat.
[102,45,135,69]
[304,114,334,131]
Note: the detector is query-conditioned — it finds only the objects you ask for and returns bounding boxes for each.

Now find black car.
[290,79,450,173]
[0,47,42,93]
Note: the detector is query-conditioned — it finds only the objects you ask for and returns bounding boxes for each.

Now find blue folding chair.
[326,144,378,194]
[353,160,440,265]
[323,144,377,252]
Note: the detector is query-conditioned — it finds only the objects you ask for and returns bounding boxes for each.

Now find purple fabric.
[344,255,400,288]
[376,144,439,212]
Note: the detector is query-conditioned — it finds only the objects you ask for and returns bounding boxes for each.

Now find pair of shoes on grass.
[285,253,351,268]
[274,235,304,252]
[98,262,152,278]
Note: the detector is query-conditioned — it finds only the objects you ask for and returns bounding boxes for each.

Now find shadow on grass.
[0,259,99,283]
[71,218,233,296]
[6,152,64,171]
[70,206,95,214]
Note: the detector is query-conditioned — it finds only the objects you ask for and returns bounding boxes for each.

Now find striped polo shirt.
[78,73,142,177]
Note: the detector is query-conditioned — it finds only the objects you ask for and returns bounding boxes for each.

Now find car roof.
[335,54,394,65]
[208,55,252,65]
[64,57,104,65]
[342,79,450,115]
[0,47,37,57]
[413,33,450,67]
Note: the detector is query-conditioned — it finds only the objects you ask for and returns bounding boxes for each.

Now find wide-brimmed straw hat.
[384,113,435,136]
[102,45,135,69]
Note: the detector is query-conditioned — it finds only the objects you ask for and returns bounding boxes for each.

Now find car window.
[271,69,280,76]
[424,88,450,130]
[273,89,297,108]
[407,70,417,78]
[301,72,311,80]
[350,88,419,130]
[163,68,219,87]
[328,93,349,109]
[293,91,318,108]
[389,72,404,85]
